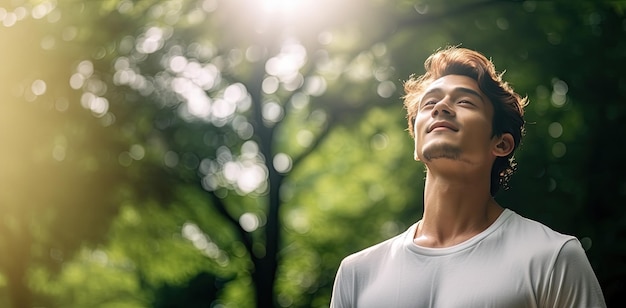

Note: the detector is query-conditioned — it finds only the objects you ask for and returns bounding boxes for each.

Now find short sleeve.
[543,238,606,308]
[330,260,353,308]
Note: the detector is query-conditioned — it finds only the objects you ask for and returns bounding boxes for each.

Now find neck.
[414,170,503,248]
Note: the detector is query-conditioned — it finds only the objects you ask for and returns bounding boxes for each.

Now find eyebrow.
[421,87,485,104]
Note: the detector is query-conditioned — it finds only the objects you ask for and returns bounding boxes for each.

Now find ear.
[493,133,514,157]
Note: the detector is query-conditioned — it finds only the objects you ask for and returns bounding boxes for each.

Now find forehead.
[424,74,483,95]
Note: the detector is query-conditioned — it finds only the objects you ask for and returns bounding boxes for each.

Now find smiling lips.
[428,121,458,132]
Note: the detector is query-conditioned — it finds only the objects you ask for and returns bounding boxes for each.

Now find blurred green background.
[1,0,624,307]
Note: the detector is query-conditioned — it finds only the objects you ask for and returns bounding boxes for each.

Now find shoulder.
[503,210,575,245]
[495,210,578,268]
[499,211,606,306]
[332,227,411,304]
[339,227,411,270]
[544,239,607,307]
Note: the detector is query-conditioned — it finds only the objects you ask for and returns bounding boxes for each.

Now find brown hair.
[403,46,527,196]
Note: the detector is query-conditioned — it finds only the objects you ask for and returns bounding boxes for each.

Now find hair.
[403,46,527,196]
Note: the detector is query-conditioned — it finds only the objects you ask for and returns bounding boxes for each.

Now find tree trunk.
[253,161,282,308]
[3,223,33,308]
[253,256,277,308]
[7,272,31,308]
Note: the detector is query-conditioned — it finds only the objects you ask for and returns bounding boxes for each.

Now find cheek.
[413,135,421,161]
[413,119,425,160]
[414,113,428,134]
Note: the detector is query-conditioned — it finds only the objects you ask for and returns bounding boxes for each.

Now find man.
[330,46,606,307]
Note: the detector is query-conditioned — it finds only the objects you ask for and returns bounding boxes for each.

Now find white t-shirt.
[331,209,606,308]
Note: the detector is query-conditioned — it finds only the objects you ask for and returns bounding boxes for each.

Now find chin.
[422,144,462,161]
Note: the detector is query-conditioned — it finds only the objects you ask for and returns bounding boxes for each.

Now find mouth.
[428,121,458,132]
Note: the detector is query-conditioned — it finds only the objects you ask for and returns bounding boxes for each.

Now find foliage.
[0,0,625,307]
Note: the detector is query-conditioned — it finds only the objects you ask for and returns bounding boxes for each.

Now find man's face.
[413,74,497,167]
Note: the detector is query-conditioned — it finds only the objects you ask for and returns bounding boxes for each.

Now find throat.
[413,200,504,248]
[413,222,486,248]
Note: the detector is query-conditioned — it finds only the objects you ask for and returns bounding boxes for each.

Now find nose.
[431,97,455,117]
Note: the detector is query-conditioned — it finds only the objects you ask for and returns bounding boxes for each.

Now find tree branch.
[396,0,521,29]
[341,0,523,61]
[203,189,254,256]
[290,119,334,170]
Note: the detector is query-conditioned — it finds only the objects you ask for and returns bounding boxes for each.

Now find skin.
[412,75,514,248]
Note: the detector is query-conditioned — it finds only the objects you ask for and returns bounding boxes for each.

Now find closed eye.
[422,100,437,108]
[458,100,475,106]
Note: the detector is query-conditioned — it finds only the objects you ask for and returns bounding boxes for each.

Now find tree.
[3,0,405,306]
[2,0,625,307]
[0,2,132,306]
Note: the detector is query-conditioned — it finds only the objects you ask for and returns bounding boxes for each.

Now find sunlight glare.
[261,0,300,13]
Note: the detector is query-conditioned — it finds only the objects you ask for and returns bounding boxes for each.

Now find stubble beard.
[422,144,462,161]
